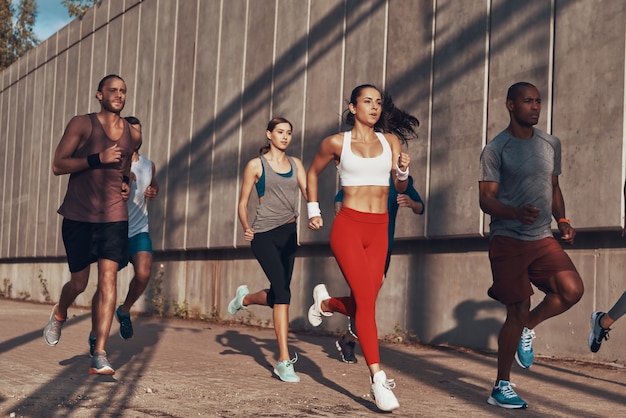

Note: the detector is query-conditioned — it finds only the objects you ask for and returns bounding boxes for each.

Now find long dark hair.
[343,84,419,145]
[259,117,293,155]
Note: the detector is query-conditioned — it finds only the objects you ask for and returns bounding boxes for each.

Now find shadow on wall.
[430,299,503,350]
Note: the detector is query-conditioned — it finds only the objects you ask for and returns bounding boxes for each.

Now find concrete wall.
[1,0,625,365]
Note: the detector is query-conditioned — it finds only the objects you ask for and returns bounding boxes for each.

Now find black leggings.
[251,222,297,307]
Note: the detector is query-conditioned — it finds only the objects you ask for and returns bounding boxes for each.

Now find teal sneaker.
[515,327,535,368]
[487,380,528,409]
[273,354,300,383]
[115,305,133,340]
[227,285,249,315]
[88,334,97,358]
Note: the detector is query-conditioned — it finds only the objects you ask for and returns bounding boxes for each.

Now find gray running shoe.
[43,304,65,346]
[589,311,611,353]
[89,351,115,375]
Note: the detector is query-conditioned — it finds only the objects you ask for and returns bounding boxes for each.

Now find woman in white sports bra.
[306,84,419,412]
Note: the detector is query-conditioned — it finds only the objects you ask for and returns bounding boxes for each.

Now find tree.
[0,0,38,71]
[12,0,38,57]
[0,0,12,69]
[62,0,98,18]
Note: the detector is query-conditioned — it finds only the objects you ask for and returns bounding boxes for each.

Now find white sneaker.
[370,370,399,411]
[307,284,332,326]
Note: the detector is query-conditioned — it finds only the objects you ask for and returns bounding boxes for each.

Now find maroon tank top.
[58,113,134,223]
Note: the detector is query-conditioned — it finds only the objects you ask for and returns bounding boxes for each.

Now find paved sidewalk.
[1,299,624,417]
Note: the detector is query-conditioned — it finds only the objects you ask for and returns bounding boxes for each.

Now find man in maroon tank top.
[43,74,141,375]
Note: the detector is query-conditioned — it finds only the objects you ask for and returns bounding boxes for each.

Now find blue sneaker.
[589,312,611,353]
[487,380,528,409]
[515,327,535,368]
[88,334,97,358]
[273,354,300,383]
[227,285,249,315]
[116,305,133,340]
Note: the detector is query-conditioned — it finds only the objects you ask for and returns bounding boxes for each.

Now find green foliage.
[0,0,38,70]
[148,264,167,317]
[38,269,52,303]
[62,0,97,19]
[0,278,12,298]
[172,300,190,319]
[382,323,419,344]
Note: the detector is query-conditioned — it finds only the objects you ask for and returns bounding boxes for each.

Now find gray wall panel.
[106,13,124,75]
[50,52,70,257]
[167,0,199,250]
[19,73,36,256]
[148,0,177,251]
[552,0,626,230]
[76,36,94,116]
[7,81,21,258]
[40,60,58,256]
[386,0,433,239]
[344,0,386,88]
[209,0,247,249]
[298,1,345,245]
[0,81,13,257]
[120,6,140,116]
[428,0,488,238]
[236,0,275,248]
[185,0,220,249]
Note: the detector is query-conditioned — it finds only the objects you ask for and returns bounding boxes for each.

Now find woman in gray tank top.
[227,117,308,383]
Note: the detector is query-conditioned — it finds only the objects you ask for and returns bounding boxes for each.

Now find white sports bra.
[337,131,392,187]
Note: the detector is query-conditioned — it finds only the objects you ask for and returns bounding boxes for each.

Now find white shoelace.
[499,382,518,399]
[381,377,396,390]
[520,329,535,351]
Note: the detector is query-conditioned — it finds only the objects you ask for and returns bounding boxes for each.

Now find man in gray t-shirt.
[478,82,584,410]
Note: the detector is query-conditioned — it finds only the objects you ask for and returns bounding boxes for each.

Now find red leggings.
[329,207,388,365]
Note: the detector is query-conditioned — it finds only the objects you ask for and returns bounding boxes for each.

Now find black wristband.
[87,153,101,168]
[123,175,130,185]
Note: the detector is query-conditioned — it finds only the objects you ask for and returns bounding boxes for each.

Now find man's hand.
[145,185,158,200]
[515,204,540,225]
[559,222,576,244]
[100,144,122,164]
[121,181,130,201]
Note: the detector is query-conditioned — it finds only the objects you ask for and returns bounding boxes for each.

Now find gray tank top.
[252,155,300,233]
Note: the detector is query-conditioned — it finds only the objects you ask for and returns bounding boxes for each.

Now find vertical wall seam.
[622,5,626,232]
[381,0,389,90]
[479,0,492,237]
[424,0,437,239]
[209,0,225,248]
[185,0,201,249]
[547,0,555,134]
[297,0,312,246]
[163,0,180,251]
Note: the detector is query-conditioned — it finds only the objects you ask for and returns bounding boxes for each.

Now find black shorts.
[62,219,129,273]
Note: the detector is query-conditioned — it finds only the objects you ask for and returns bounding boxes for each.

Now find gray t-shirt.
[479,128,561,241]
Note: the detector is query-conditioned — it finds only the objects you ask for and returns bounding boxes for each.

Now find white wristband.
[396,164,409,181]
[307,202,321,219]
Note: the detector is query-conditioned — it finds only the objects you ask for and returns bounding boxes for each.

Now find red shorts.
[488,235,578,305]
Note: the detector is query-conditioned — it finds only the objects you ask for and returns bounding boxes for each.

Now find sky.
[31,0,74,41]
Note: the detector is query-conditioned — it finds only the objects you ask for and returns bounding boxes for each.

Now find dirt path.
[1,300,624,417]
